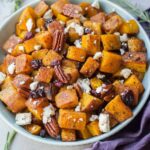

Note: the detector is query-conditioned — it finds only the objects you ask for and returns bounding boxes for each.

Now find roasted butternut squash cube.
[13,74,32,89]
[80,57,99,77]
[57,14,69,23]
[35,67,54,83]
[90,12,107,25]
[16,54,33,74]
[34,1,49,17]
[103,15,123,33]
[120,20,139,34]
[101,34,121,51]
[109,114,118,128]
[32,49,48,59]
[11,44,25,56]
[51,0,70,16]
[62,59,77,69]
[35,31,52,49]
[24,38,39,54]
[26,98,49,120]
[78,127,92,139]
[1,76,13,90]
[122,52,147,73]
[55,89,78,108]
[58,109,86,130]
[18,6,36,31]
[90,77,103,90]
[67,46,86,62]
[100,51,122,74]
[80,93,103,112]
[124,74,144,94]
[42,50,62,66]
[68,28,80,43]
[105,95,133,122]
[82,35,101,56]
[25,124,41,135]
[83,21,102,35]
[87,120,101,136]
[61,129,76,141]
[128,38,146,52]
[36,18,45,29]
[0,86,26,113]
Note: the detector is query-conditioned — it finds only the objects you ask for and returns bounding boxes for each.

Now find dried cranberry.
[121,42,128,51]
[50,60,61,67]
[121,90,134,107]
[31,60,42,70]
[84,28,92,34]
[53,80,63,88]
[30,90,39,99]
[36,87,45,97]
[24,32,34,41]
[90,89,101,98]
[40,129,47,137]
[44,18,54,29]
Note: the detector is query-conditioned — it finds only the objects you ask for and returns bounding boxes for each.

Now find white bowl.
[0,0,150,146]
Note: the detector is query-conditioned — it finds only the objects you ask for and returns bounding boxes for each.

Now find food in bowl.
[0,0,147,141]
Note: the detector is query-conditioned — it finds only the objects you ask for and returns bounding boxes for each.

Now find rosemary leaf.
[4,131,16,150]
[15,0,22,11]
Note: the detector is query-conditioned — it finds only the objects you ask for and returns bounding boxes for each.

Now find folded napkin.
[87,8,150,150]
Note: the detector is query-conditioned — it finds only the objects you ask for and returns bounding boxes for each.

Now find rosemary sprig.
[14,0,22,11]
[4,131,16,150]
[108,0,150,24]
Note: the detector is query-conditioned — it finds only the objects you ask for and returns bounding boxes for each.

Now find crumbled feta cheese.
[77,78,91,93]
[99,113,110,133]
[26,18,33,32]
[65,22,84,36]
[93,52,102,60]
[18,45,25,52]
[74,40,82,48]
[59,21,65,25]
[20,81,25,85]
[78,118,83,122]
[75,103,81,112]
[120,48,125,55]
[93,40,97,45]
[91,0,100,9]
[120,68,132,79]
[8,63,16,75]
[96,84,106,93]
[30,81,39,91]
[43,9,53,19]
[35,28,40,33]
[89,115,99,122]
[119,80,124,84]
[42,104,56,124]
[120,34,128,42]
[97,73,105,79]
[67,85,74,90]
[7,48,13,53]
[15,113,32,125]
[0,72,6,84]
[34,45,42,51]
[114,32,120,36]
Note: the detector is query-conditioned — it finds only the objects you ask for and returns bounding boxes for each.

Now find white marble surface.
[0,0,150,150]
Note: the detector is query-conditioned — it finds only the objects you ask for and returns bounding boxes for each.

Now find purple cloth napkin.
[87,9,150,150]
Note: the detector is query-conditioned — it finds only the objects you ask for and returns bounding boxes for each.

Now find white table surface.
[0,0,150,150]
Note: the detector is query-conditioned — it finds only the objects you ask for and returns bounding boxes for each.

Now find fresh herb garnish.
[15,0,22,11]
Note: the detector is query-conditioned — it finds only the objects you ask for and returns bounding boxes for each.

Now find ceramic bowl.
[0,0,150,146]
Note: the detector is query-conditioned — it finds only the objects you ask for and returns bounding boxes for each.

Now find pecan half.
[52,30,65,52]
[73,83,83,98]
[44,117,60,138]
[62,4,83,18]
[54,65,69,84]
[48,21,64,36]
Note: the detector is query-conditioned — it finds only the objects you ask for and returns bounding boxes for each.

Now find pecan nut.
[44,117,60,138]
[73,83,83,98]
[62,4,83,18]
[54,65,69,84]
[52,30,65,52]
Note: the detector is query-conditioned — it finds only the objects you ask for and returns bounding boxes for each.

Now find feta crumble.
[35,28,40,33]
[91,0,100,9]
[18,45,25,52]
[65,22,84,36]
[42,104,56,124]
[7,48,13,53]
[67,85,74,90]
[93,52,102,60]
[119,80,124,84]
[26,18,33,32]
[0,72,6,84]
[97,73,105,79]
[99,113,110,133]
[96,84,107,93]
[43,9,53,19]
[114,32,120,36]
[30,81,39,91]
[120,48,125,55]
[20,81,25,85]
[77,78,91,93]
[8,63,16,75]
[34,45,42,51]
[75,103,81,112]
[15,113,32,125]
[120,34,128,42]
[89,115,99,122]
[120,68,132,79]
[74,40,82,48]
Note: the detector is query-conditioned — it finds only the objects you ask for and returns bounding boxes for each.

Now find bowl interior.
[0,0,150,146]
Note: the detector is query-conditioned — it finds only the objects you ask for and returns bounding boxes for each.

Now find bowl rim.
[0,0,150,146]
